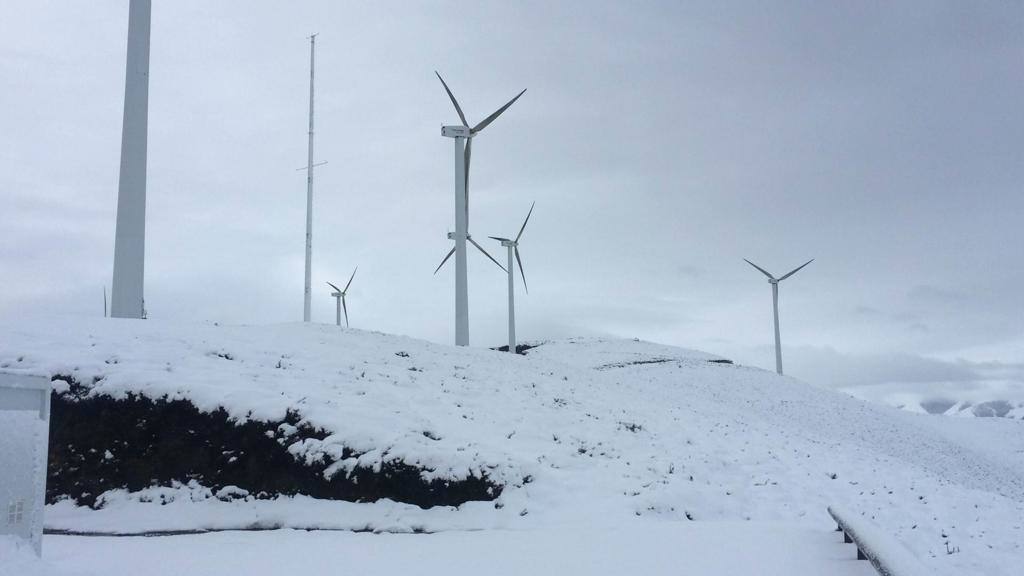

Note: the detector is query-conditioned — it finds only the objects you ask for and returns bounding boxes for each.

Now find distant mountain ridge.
[920,398,1023,419]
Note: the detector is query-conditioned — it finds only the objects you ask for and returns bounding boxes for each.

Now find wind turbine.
[489,202,534,353]
[744,258,813,375]
[110,0,151,319]
[326,267,357,328]
[435,71,525,346]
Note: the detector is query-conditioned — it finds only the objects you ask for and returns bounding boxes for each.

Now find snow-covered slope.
[2,317,1022,575]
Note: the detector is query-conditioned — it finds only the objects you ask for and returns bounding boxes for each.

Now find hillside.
[2,317,1022,574]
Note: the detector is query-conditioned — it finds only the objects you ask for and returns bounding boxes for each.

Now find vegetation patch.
[492,343,540,355]
[595,357,678,370]
[47,376,501,509]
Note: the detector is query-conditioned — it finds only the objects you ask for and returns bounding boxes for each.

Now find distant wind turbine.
[435,71,526,346]
[744,258,813,375]
[490,202,535,353]
[326,267,357,328]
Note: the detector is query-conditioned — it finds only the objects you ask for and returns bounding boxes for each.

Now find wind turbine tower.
[435,72,525,346]
[110,0,151,319]
[744,258,813,375]
[490,202,534,353]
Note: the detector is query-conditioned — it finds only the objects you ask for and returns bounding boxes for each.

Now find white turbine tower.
[299,34,327,322]
[326,267,357,328]
[110,0,151,319]
[435,72,525,346]
[489,202,534,353]
[744,258,813,375]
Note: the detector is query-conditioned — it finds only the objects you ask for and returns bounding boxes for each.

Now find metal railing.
[828,506,927,576]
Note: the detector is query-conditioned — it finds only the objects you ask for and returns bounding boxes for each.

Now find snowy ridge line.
[828,506,933,576]
[44,525,441,538]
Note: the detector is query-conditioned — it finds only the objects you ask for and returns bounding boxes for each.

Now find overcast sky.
[2,1,1021,403]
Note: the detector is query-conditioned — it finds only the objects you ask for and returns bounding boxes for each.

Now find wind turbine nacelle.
[442,125,471,138]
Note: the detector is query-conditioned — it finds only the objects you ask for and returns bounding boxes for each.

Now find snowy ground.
[8,523,879,576]
[2,317,1023,574]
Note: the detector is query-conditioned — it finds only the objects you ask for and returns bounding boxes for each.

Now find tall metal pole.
[111,0,151,319]
[507,244,515,352]
[772,281,783,375]
[453,136,469,345]
[303,34,317,323]
[335,295,341,326]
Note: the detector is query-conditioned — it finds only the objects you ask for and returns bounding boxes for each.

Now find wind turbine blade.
[464,137,472,224]
[743,259,775,280]
[778,258,814,281]
[342,296,349,328]
[344,266,358,292]
[468,237,506,272]
[326,281,341,292]
[435,71,468,127]
[515,201,535,243]
[434,247,456,274]
[488,236,511,242]
[472,88,526,133]
[515,247,528,294]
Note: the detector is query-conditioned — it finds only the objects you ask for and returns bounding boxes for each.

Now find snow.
[2,316,1023,574]
[37,523,876,576]
[0,536,62,576]
[829,505,931,576]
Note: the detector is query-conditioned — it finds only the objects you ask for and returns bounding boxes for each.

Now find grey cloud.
[907,285,970,304]
[782,345,1024,390]
[1,1,1022,396]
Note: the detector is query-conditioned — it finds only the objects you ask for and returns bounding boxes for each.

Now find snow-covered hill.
[2,317,1022,575]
